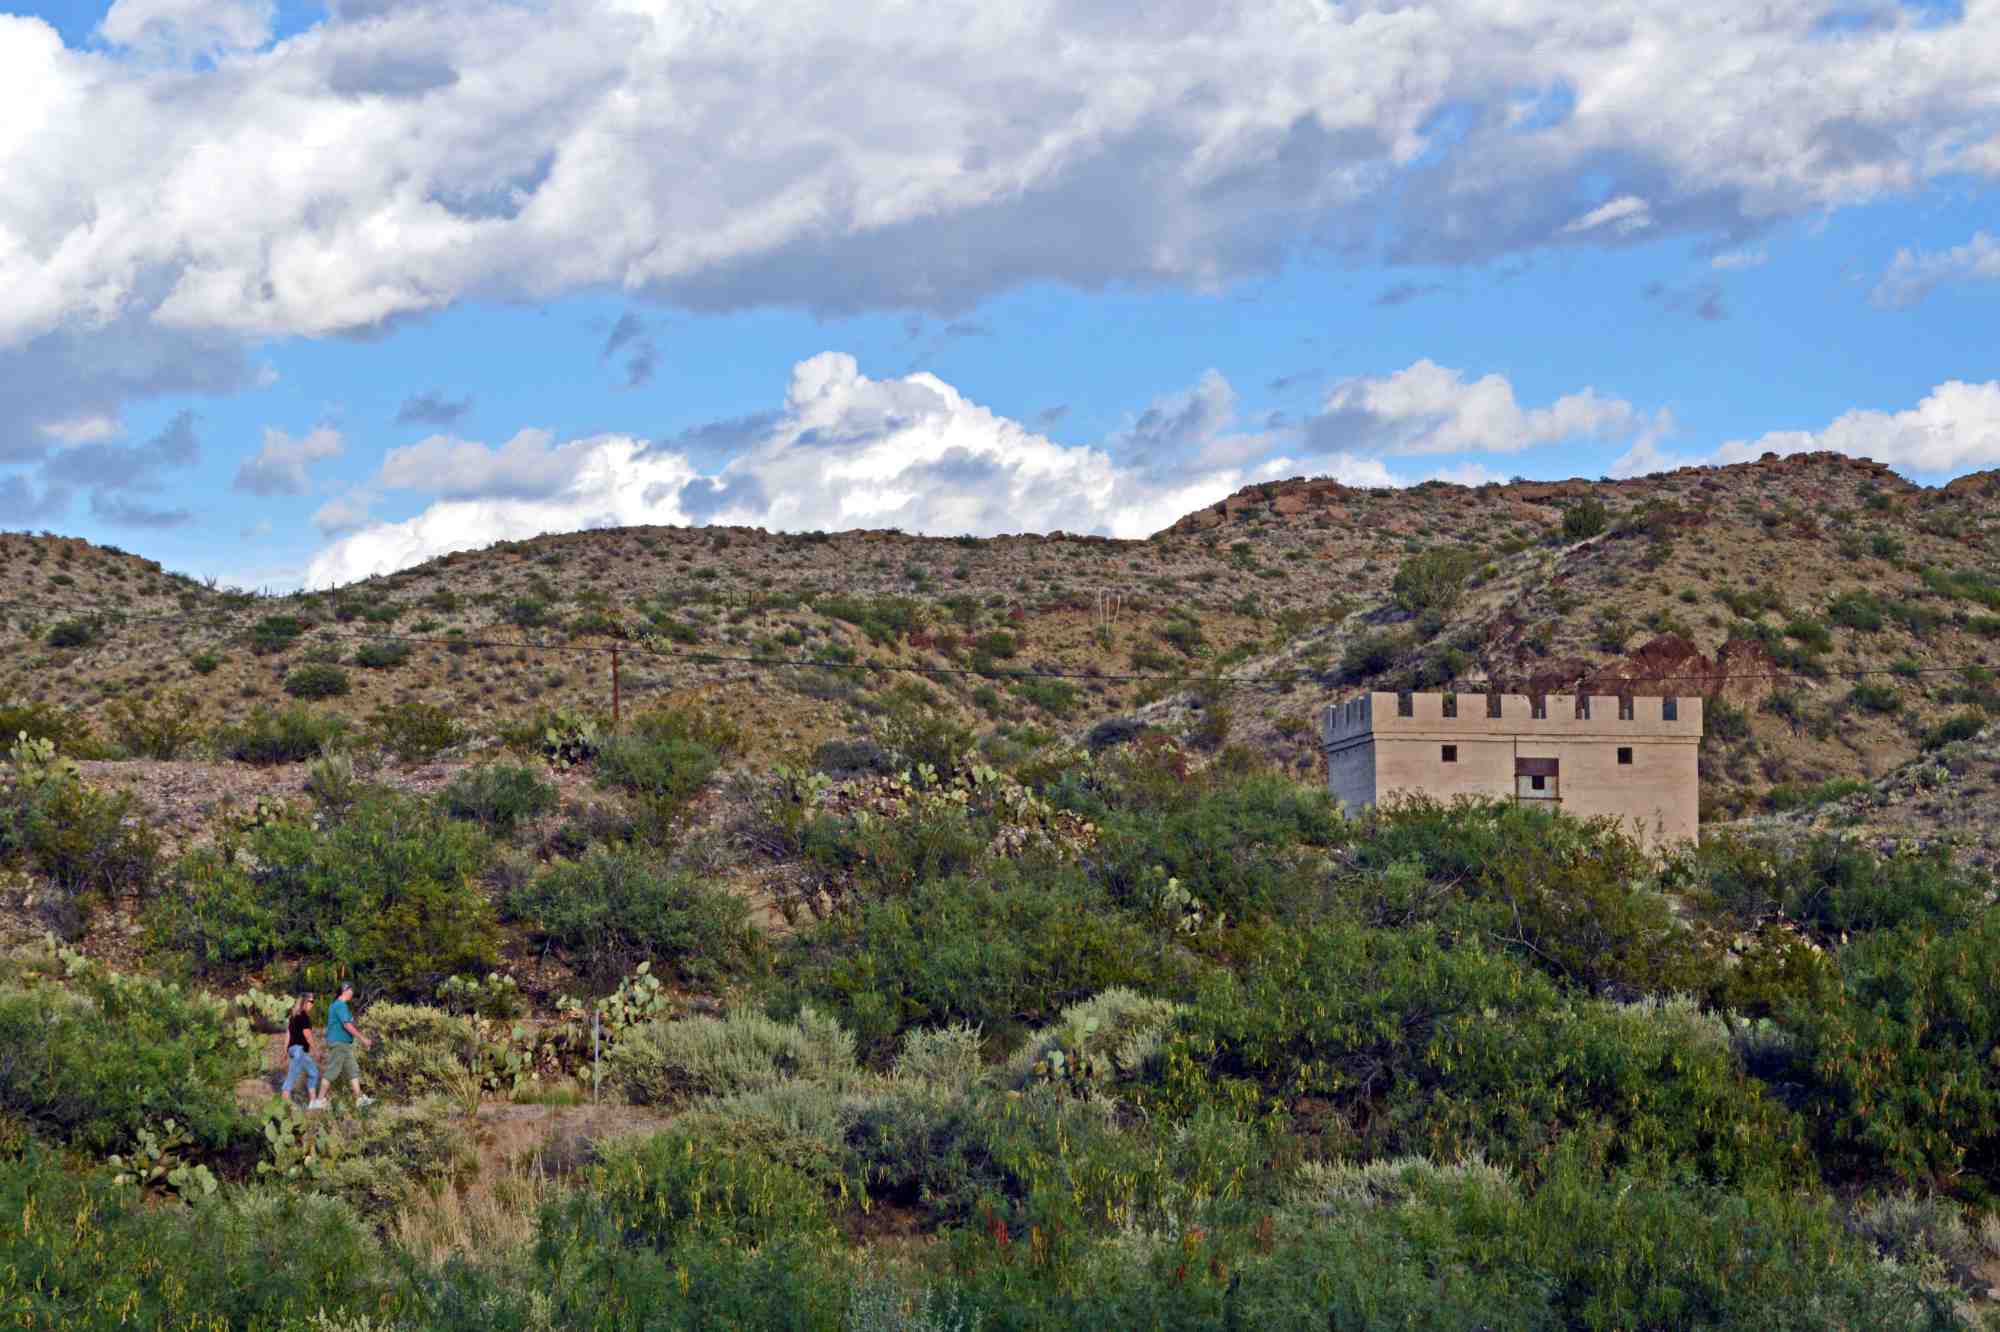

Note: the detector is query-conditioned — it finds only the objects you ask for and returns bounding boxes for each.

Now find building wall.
[1321,690,1703,848]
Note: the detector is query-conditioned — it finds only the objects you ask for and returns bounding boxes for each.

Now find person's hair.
[292,994,313,1017]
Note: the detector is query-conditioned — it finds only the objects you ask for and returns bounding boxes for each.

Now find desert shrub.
[810,737,895,777]
[627,701,745,758]
[44,618,97,649]
[0,700,100,755]
[104,689,204,759]
[778,863,1179,1063]
[149,792,495,995]
[1558,495,1607,541]
[0,965,251,1152]
[249,614,309,655]
[1390,546,1480,614]
[211,704,348,763]
[0,1161,385,1329]
[606,1008,858,1107]
[1848,682,1901,714]
[1923,711,1987,750]
[816,593,923,645]
[1010,676,1079,719]
[799,802,989,903]
[284,663,351,699]
[892,1023,986,1093]
[367,701,465,762]
[362,1002,481,1099]
[1669,836,1984,950]
[593,734,718,807]
[1,770,160,937]
[1091,772,1341,921]
[1828,592,1885,631]
[1787,915,2000,1190]
[1341,797,1706,997]
[1340,630,1404,680]
[440,764,556,834]
[352,640,410,669]
[507,847,760,988]
[502,596,551,628]
[1160,922,1806,1186]
[1705,696,1751,743]
[1001,988,1185,1090]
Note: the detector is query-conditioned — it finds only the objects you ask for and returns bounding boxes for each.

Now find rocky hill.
[1,450,1996,819]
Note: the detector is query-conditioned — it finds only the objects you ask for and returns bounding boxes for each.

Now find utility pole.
[611,646,621,728]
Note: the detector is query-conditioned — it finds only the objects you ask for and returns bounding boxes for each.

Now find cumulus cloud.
[233,425,342,496]
[1309,360,1651,456]
[308,354,1278,583]
[0,0,1994,391]
[1715,380,2000,474]
[1872,231,2000,308]
[312,490,376,535]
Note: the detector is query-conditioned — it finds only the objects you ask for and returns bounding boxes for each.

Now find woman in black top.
[279,994,327,1110]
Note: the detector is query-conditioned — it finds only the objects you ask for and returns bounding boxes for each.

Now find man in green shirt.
[321,982,374,1108]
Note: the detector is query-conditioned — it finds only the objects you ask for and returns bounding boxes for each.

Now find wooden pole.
[611,646,621,728]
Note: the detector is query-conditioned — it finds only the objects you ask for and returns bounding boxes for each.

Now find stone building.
[1322,690,1703,848]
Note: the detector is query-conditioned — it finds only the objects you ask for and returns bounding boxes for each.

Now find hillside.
[2,451,1995,821]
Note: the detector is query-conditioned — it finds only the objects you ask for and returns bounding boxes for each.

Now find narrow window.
[1530,774,1546,791]
[1617,746,1633,765]
[1662,697,1678,721]
[1531,695,1547,720]
[1442,694,1457,719]
[1618,696,1634,721]
[1575,696,1590,720]
[1441,744,1457,763]
[1486,693,1502,719]
[1397,691,1413,717]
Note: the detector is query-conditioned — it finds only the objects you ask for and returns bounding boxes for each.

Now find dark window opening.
[1617,747,1633,765]
[1662,697,1678,721]
[1397,691,1413,717]
[1442,694,1457,718]
[1441,745,1457,763]
[1530,774,1546,791]
[1575,696,1590,720]
[1618,696,1635,721]
[1486,693,1503,719]
[1531,695,1547,720]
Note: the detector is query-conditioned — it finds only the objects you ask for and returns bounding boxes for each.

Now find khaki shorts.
[321,1042,360,1085]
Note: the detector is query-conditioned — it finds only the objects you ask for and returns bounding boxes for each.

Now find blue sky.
[2,0,1997,589]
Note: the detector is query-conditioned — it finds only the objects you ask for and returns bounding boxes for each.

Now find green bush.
[440,764,556,834]
[1848,682,1901,714]
[249,614,309,655]
[593,734,718,805]
[1562,495,1609,541]
[1390,546,1480,614]
[283,663,351,699]
[0,964,251,1152]
[0,700,100,755]
[367,701,465,762]
[606,1008,857,1107]
[779,862,1180,1063]
[1340,630,1404,680]
[1923,711,1987,750]
[104,689,205,759]
[507,847,760,988]
[1,773,160,938]
[149,792,495,995]
[210,704,347,763]
[352,640,410,669]
[44,618,96,649]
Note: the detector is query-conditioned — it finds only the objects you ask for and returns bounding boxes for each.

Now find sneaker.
[306,1099,327,1112]
[354,1094,375,1108]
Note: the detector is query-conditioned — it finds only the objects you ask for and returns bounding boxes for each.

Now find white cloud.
[0,0,1995,389]
[1715,380,2000,474]
[98,0,272,59]
[312,490,375,535]
[308,353,1276,584]
[1872,231,2000,308]
[233,424,342,496]
[1710,248,1767,270]
[38,414,119,444]
[1312,360,1648,455]
[376,428,604,500]
[1560,195,1652,236]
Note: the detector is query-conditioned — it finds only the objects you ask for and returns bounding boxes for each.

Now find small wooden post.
[592,1010,601,1105]
[611,646,621,728]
